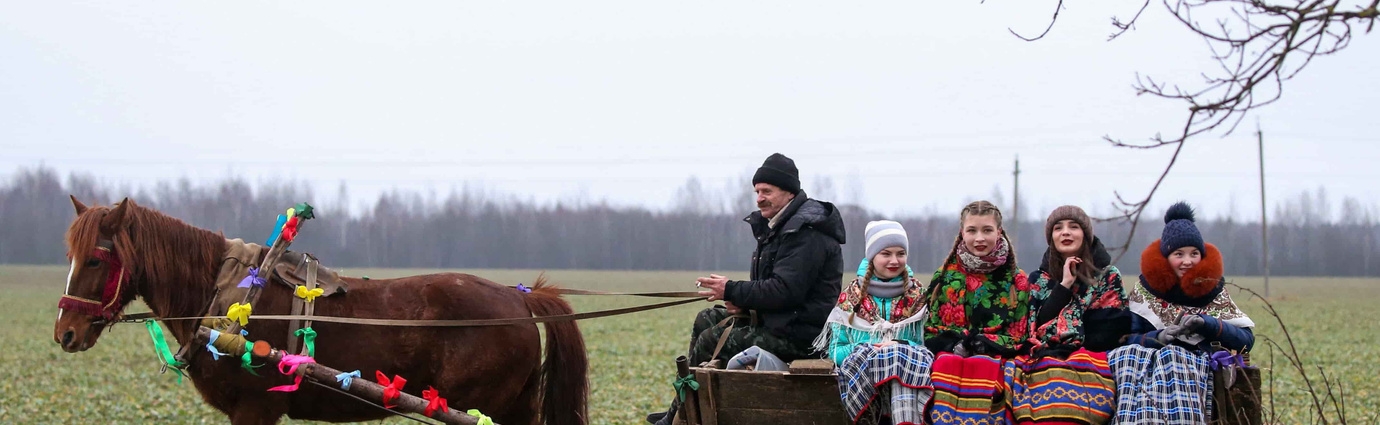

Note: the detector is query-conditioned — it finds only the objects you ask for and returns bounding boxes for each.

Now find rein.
[108,288,708,326]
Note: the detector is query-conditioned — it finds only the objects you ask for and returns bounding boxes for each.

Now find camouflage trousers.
[687,306,813,367]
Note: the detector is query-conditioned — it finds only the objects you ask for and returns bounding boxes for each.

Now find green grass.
[1,265,1375,424]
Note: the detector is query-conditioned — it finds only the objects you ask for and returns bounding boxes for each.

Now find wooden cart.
[673,356,1261,425]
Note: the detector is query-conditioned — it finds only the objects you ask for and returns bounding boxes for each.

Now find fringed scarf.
[813,261,927,354]
[1028,266,1130,351]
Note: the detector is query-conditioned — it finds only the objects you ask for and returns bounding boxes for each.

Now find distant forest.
[3,166,1378,277]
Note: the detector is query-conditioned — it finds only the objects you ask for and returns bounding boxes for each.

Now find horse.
[52,196,588,425]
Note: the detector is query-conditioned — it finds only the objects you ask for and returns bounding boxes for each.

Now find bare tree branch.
[1095,0,1377,261]
[1111,0,1155,39]
[1010,0,1067,41]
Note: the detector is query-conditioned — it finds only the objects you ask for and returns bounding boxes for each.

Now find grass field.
[1,265,1376,424]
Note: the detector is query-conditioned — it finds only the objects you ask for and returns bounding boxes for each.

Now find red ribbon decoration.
[281,216,300,242]
[422,386,449,417]
[376,371,407,409]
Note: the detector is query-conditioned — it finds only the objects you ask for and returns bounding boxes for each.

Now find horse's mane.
[65,200,226,317]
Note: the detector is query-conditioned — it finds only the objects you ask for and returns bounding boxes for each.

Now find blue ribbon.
[265,214,287,247]
[237,267,265,289]
[336,370,361,390]
[516,283,531,293]
[206,329,228,360]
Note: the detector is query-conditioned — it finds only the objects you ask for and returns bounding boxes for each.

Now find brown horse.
[52,196,588,425]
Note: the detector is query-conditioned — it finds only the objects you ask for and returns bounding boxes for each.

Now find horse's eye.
[85,259,101,268]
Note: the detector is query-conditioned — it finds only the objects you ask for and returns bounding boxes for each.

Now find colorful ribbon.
[294,327,317,357]
[294,202,315,220]
[422,386,450,417]
[672,374,699,402]
[335,370,360,390]
[265,214,287,247]
[237,267,265,289]
[267,354,316,392]
[145,321,187,382]
[467,409,493,425]
[295,285,324,302]
[227,302,252,326]
[206,329,228,360]
[516,283,531,293]
[240,341,262,376]
[376,371,407,409]
[281,216,300,243]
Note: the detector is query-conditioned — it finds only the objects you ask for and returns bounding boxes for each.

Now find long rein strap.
[119,293,707,327]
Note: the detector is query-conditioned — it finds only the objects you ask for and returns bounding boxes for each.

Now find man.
[647,153,846,425]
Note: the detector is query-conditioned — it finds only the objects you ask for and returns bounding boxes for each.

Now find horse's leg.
[229,398,286,425]
[507,362,543,425]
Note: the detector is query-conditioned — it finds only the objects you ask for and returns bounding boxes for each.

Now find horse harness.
[57,239,135,322]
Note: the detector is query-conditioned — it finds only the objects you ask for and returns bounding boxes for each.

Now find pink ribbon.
[266,354,316,392]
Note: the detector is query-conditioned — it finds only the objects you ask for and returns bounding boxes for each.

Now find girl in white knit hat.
[817,220,932,425]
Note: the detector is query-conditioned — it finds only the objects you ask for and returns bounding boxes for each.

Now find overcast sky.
[3,1,1377,220]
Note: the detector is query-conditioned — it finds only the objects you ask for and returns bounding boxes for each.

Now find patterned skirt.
[1007,349,1116,425]
[836,344,936,425]
[1108,345,1214,425]
[929,353,1009,425]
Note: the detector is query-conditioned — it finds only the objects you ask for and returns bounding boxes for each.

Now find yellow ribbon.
[466,409,493,425]
[227,302,252,326]
[295,285,325,302]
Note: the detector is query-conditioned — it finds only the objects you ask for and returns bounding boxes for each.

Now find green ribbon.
[466,409,493,425]
[240,341,262,376]
[295,327,317,357]
[672,374,700,402]
[144,321,187,383]
[294,202,315,220]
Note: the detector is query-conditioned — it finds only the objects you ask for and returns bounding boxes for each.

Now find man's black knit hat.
[752,153,800,194]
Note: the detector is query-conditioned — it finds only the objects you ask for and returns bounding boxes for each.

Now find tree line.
[3,165,1377,277]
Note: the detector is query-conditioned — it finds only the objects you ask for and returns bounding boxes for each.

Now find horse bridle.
[57,239,135,323]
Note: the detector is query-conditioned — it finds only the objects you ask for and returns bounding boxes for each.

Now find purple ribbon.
[1210,350,1248,371]
[516,283,531,293]
[237,267,265,289]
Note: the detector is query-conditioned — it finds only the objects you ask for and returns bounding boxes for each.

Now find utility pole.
[1013,155,1020,239]
[1258,125,1270,298]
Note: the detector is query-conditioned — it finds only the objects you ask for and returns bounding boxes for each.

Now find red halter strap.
[57,240,133,321]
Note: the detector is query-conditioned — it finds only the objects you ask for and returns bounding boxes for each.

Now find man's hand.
[696,274,729,301]
[724,301,742,315]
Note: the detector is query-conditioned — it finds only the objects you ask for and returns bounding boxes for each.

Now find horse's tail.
[523,275,589,425]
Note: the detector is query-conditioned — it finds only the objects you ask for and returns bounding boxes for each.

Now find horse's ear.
[70,195,88,215]
[100,197,132,233]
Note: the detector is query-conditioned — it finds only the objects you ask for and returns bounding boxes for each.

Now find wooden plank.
[695,368,718,425]
[715,407,849,425]
[787,359,835,375]
[695,368,840,411]
[1213,367,1263,425]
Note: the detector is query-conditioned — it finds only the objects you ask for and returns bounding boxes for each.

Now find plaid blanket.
[1007,349,1116,425]
[836,344,935,425]
[929,353,1009,425]
[1108,345,1214,425]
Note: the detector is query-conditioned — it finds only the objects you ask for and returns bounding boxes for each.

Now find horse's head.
[54,195,138,353]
